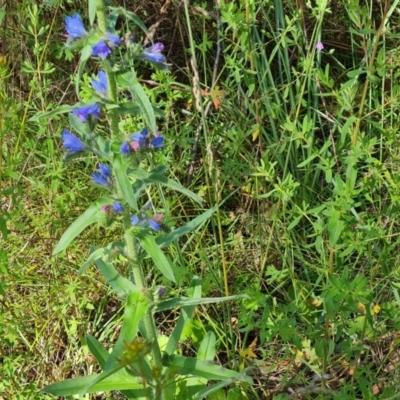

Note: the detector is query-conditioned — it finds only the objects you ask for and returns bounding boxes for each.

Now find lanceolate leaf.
[53,198,109,255]
[156,293,249,312]
[28,104,72,122]
[94,258,136,296]
[105,290,150,372]
[156,207,215,248]
[40,370,146,396]
[162,354,253,383]
[136,233,176,283]
[165,277,201,355]
[130,77,156,132]
[113,155,138,211]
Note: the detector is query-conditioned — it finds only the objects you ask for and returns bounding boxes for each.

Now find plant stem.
[123,216,163,375]
[95,0,120,140]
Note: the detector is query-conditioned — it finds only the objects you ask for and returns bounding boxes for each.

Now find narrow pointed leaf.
[53,199,109,255]
[95,258,136,296]
[113,155,138,211]
[156,293,249,312]
[136,233,176,283]
[105,290,150,371]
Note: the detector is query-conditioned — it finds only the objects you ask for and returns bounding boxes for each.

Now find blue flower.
[92,164,112,186]
[65,13,88,40]
[106,33,121,47]
[131,214,139,226]
[120,141,131,155]
[130,127,148,147]
[91,71,108,96]
[112,202,124,213]
[151,134,164,149]
[91,40,111,59]
[131,212,163,231]
[61,130,85,153]
[73,103,100,122]
[143,43,166,63]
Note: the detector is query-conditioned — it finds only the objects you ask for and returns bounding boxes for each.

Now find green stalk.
[95,0,163,389]
[95,0,120,140]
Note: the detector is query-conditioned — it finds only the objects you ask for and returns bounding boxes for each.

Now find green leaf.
[53,199,109,255]
[165,277,202,355]
[136,233,176,283]
[109,7,148,36]
[163,354,253,383]
[41,370,145,396]
[156,207,215,248]
[94,258,136,296]
[86,335,109,369]
[88,0,96,25]
[156,293,249,312]
[197,331,216,361]
[113,155,138,211]
[132,171,202,206]
[131,76,156,132]
[79,242,125,275]
[28,104,72,122]
[76,45,92,97]
[105,290,150,371]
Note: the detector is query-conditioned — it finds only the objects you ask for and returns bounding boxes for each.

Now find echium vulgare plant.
[31,2,253,399]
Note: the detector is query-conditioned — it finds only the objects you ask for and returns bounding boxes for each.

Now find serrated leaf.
[53,199,109,255]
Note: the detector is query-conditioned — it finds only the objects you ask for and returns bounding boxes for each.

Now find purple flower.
[73,103,100,122]
[106,33,121,47]
[91,71,108,96]
[148,219,161,231]
[112,202,124,213]
[316,42,324,51]
[61,130,85,153]
[65,13,88,40]
[92,164,112,186]
[120,141,131,155]
[92,40,111,59]
[143,43,166,63]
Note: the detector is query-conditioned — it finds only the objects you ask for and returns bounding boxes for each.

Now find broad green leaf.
[53,199,109,255]
[28,104,72,122]
[113,155,138,211]
[137,233,176,283]
[165,277,201,356]
[156,293,249,312]
[163,355,253,383]
[41,370,146,396]
[95,258,136,296]
[105,290,150,371]
[156,207,215,248]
